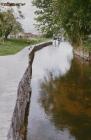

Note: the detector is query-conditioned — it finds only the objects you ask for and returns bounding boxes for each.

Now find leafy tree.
[33,0,91,46]
[54,0,91,46]
[32,0,61,37]
[0,10,23,40]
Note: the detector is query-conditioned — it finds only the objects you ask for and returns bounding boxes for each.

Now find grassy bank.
[0,37,49,55]
[83,40,91,52]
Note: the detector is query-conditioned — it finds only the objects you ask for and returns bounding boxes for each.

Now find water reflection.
[27,42,75,140]
[39,58,91,140]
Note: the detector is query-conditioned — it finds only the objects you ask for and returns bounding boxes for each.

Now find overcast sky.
[1,0,38,33]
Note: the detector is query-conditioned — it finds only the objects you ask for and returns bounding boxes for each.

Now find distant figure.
[53,36,57,47]
[58,37,62,46]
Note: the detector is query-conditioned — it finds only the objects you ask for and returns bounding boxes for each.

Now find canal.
[0,42,91,140]
[27,42,91,140]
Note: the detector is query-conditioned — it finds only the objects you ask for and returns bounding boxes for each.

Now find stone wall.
[7,41,52,140]
[74,48,91,61]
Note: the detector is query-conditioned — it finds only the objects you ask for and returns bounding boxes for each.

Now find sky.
[0,0,38,33]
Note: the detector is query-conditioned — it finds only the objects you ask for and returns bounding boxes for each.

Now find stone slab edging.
[74,49,91,61]
[7,41,52,140]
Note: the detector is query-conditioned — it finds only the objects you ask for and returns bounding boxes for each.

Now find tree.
[32,0,61,37]
[33,0,91,46]
[0,10,23,40]
[54,0,91,46]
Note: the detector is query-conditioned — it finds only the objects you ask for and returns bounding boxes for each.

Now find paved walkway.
[0,47,29,140]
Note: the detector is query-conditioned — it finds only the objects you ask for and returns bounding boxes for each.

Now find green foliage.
[56,0,91,46]
[83,40,91,51]
[0,39,29,55]
[0,10,23,40]
[33,0,91,46]
[33,0,61,37]
[0,37,49,55]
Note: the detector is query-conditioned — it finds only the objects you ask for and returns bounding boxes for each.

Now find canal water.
[27,42,91,140]
[0,41,90,140]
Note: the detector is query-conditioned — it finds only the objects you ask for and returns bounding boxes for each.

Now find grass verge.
[83,40,91,52]
[0,37,49,56]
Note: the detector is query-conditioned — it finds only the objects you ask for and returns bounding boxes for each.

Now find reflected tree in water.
[39,58,91,140]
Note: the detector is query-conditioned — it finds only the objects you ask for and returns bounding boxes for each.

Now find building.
[8,32,38,39]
